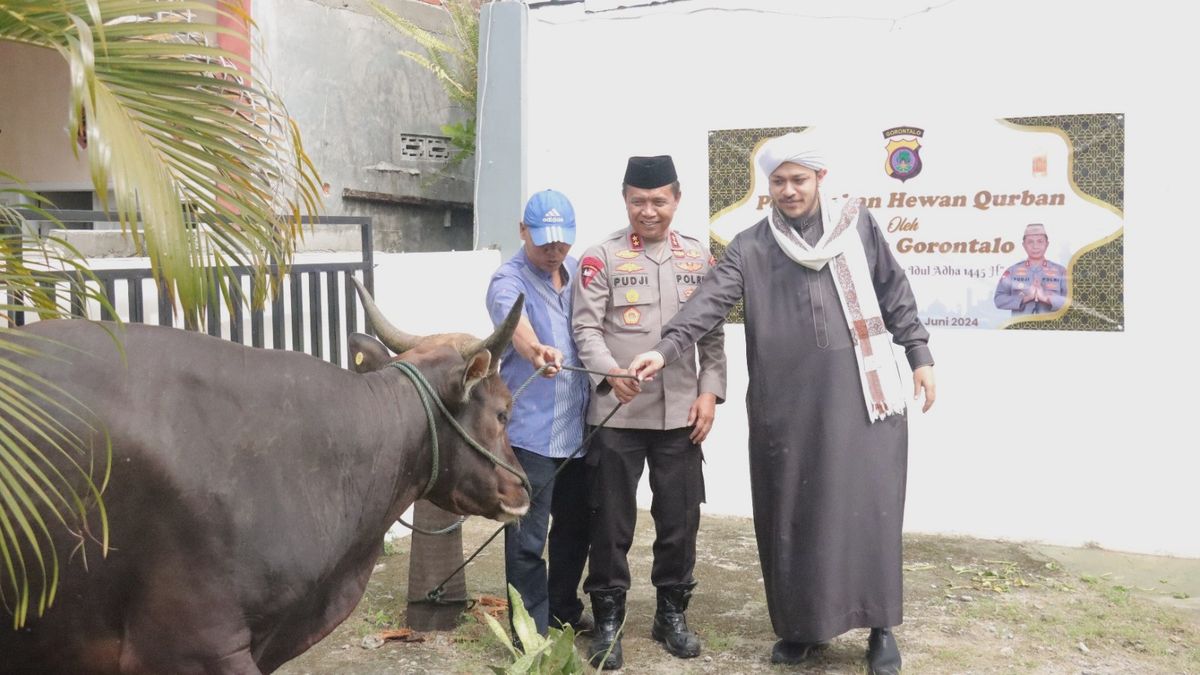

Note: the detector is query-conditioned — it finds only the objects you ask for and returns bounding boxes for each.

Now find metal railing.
[5,210,375,369]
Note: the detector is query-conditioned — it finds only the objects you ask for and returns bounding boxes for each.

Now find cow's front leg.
[118,560,261,674]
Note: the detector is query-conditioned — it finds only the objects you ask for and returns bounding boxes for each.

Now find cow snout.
[495,466,531,522]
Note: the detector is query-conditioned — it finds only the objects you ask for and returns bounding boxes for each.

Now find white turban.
[756,131,827,177]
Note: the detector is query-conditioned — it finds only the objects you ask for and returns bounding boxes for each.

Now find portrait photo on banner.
[708,113,1124,332]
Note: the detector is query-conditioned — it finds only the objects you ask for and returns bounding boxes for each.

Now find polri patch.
[580,255,604,289]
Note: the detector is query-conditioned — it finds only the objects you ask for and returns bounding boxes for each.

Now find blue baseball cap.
[522,189,576,246]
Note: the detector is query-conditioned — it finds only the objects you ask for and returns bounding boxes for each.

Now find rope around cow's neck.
[388,360,538,536]
[411,363,636,606]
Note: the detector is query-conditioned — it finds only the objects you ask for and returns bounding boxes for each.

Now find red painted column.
[216,0,252,74]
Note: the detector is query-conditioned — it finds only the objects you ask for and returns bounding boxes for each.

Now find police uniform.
[571,226,727,593]
[993,258,1069,315]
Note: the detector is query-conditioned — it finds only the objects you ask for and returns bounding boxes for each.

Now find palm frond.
[0,0,322,627]
[374,0,479,163]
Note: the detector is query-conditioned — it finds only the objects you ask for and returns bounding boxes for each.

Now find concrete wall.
[475,0,1200,557]
[1,2,476,251]
[0,42,91,190]
[254,0,476,252]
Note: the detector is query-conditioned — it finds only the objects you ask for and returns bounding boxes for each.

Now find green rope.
[390,361,532,495]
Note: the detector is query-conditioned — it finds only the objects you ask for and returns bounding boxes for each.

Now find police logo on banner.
[883,126,924,183]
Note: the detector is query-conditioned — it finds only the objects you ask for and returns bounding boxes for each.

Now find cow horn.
[469,294,523,368]
[352,277,423,354]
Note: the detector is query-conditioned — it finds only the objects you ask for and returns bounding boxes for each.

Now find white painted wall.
[478,0,1200,557]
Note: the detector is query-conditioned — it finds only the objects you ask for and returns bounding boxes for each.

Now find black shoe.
[651,582,701,658]
[588,589,625,670]
[867,627,902,674]
[770,639,829,665]
[553,609,594,634]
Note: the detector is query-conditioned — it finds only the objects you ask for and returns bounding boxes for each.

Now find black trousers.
[583,426,704,594]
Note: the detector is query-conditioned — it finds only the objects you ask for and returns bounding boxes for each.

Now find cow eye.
[497,411,509,426]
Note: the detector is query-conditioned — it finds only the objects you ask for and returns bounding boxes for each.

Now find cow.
[0,283,531,673]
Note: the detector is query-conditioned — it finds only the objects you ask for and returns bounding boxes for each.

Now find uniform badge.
[671,248,687,259]
[675,262,703,272]
[580,255,604,289]
[616,262,644,273]
[686,248,701,259]
[882,126,924,183]
[682,287,695,299]
[615,250,640,259]
[629,233,644,250]
[622,307,642,326]
[625,289,640,303]
[1015,282,1025,290]
[1016,266,1028,275]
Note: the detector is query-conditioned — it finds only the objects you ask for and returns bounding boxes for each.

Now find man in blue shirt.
[486,189,592,636]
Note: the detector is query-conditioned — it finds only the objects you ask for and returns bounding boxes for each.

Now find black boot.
[588,589,625,670]
[651,582,701,658]
[867,627,902,674]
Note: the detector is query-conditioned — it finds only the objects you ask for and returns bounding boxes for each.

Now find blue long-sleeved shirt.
[486,248,589,458]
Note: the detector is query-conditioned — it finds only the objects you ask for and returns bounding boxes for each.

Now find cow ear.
[460,350,493,400]
[348,333,393,373]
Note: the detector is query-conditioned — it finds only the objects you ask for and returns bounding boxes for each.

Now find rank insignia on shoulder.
[622,307,642,326]
[669,231,682,249]
[615,249,640,259]
[580,255,604,289]
[616,262,644,273]
[625,289,640,303]
[629,233,644,250]
[675,261,703,272]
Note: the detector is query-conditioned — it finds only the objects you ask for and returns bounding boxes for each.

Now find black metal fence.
[6,211,374,369]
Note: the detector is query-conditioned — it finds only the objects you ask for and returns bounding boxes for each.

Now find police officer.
[571,155,727,670]
[994,223,1070,315]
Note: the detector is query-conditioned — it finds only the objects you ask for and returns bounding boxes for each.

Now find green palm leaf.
[0,0,322,627]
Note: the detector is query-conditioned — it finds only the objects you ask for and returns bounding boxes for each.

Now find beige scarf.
[768,194,907,422]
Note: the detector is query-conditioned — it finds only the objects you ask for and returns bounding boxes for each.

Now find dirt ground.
[278,512,1200,674]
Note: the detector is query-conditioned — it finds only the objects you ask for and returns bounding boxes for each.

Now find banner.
[708,114,1124,331]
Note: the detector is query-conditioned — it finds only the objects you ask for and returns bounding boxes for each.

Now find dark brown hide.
[0,317,528,674]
